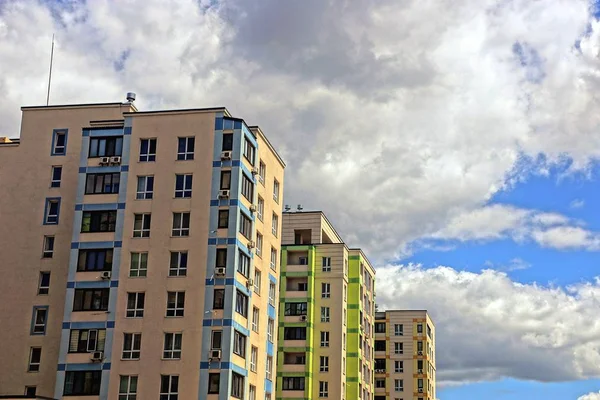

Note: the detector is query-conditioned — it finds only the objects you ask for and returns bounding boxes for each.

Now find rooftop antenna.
[284,205,291,212]
[46,34,55,106]
[297,204,303,211]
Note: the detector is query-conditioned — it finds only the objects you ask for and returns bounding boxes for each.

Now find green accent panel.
[278,346,313,352]
[284,271,312,277]
[347,377,359,382]
[282,245,314,251]
[348,277,360,283]
[348,255,360,260]
[277,372,312,377]
[346,352,359,357]
[279,321,312,328]
[281,298,310,303]
[347,304,359,309]
[347,328,359,333]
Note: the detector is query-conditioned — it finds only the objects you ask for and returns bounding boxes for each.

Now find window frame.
[252,307,260,332]
[220,170,231,190]
[73,289,110,312]
[211,330,222,350]
[163,332,183,359]
[270,247,277,271]
[253,269,261,294]
[238,250,250,277]
[231,372,245,399]
[38,272,50,295]
[257,196,264,221]
[322,257,331,272]
[235,290,248,318]
[321,282,331,298]
[52,129,68,156]
[139,138,157,162]
[122,333,142,360]
[172,212,190,237]
[321,306,330,323]
[68,329,106,353]
[81,210,117,233]
[136,175,154,199]
[243,138,255,165]
[283,327,306,340]
[239,212,252,239]
[166,291,185,317]
[319,381,328,397]
[77,249,113,272]
[320,331,329,347]
[160,375,179,399]
[258,161,266,184]
[175,174,193,198]
[250,346,258,372]
[177,137,195,161]
[273,179,280,203]
[126,292,145,318]
[42,235,55,258]
[213,289,225,309]
[63,370,101,396]
[169,251,188,277]
[271,212,278,236]
[28,347,41,372]
[208,373,220,394]
[50,165,62,188]
[218,209,229,229]
[44,198,60,225]
[233,330,246,358]
[129,252,148,277]
[133,213,151,237]
[88,136,123,158]
[119,375,138,400]
[31,306,48,335]
[241,173,254,202]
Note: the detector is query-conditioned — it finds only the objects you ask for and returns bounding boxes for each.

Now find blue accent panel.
[71,242,79,249]
[74,204,83,211]
[222,319,233,326]
[210,200,219,206]
[268,304,276,319]
[78,167,86,173]
[110,280,119,288]
[124,126,132,135]
[225,278,235,285]
[227,238,237,245]
[212,161,221,167]
[30,306,49,335]
[265,379,273,394]
[121,165,129,172]
[62,322,70,329]
[242,123,258,147]
[232,363,248,377]
[232,160,241,166]
[43,197,61,225]
[106,321,115,328]
[240,163,256,183]
[57,364,66,371]
[232,321,250,337]
[80,203,118,211]
[234,120,242,129]
[82,129,90,137]
[77,241,115,249]
[215,117,224,130]
[102,363,111,370]
[51,128,68,156]
[66,282,75,288]
[208,238,217,245]
[86,165,121,173]
[117,202,126,209]
[65,363,102,371]
[234,280,251,296]
[73,280,110,289]
[70,321,107,329]
[267,341,274,356]
[89,128,123,137]
[202,319,212,326]
[229,199,240,206]
[200,361,210,369]
[114,241,122,248]
[269,273,277,284]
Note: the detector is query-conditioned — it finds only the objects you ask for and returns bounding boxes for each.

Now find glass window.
[239,213,252,239]
[64,371,101,396]
[208,373,220,394]
[319,381,328,397]
[222,133,233,151]
[69,329,106,353]
[250,346,258,371]
[139,139,156,162]
[321,283,330,298]
[266,356,273,380]
[85,173,120,194]
[177,137,194,160]
[81,210,117,232]
[163,333,182,359]
[394,342,403,354]
[77,249,113,271]
[321,307,330,322]
[257,197,264,221]
[220,171,231,190]
[122,333,142,359]
[269,282,276,306]
[233,330,246,358]
[73,289,109,311]
[235,290,248,317]
[258,161,266,184]
[320,331,329,347]
[252,307,259,332]
[28,347,41,372]
[89,136,123,157]
[232,372,244,399]
[242,173,254,201]
[218,210,229,228]
[211,331,222,349]
[284,302,307,316]
[243,138,255,165]
[133,214,151,237]
[38,272,50,295]
[216,249,227,268]
[395,360,404,373]
[267,318,274,342]
[119,375,138,400]
[172,212,190,237]
[52,130,67,155]
[282,377,305,391]
[256,233,263,257]
[253,269,261,294]
[238,251,250,277]
[42,235,55,258]
[126,292,145,318]
[213,289,225,309]
[271,213,278,236]
[31,307,48,335]
[283,327,306,340]
[51,166,62,188]
[136,176,154,199]
[273,179,280,203]
[160,375,178,400]
[270,247,277,271]
[166,292,185,317]
[175,174,193,198]
[169,251,188,277]
[322,257,331,272]
[320,356,329,372]
[129,252,148,277]
[44,198,60,224]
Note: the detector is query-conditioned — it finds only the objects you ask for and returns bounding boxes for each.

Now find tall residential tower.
[0,96,285,400]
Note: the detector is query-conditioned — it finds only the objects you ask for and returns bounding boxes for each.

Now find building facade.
[0,98,285,400]
[374,310,436,400]
[277,211,376,399]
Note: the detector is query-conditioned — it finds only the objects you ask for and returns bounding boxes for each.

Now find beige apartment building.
[0,95,284,400]
[374,310,436,400]
[277,211,376,400]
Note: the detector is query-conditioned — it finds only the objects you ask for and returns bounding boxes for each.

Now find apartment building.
[0,95,285,400]
[374,310,436,400]
[277,211,376,399]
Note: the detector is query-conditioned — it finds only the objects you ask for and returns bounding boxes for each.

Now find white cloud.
[375,264,600,386]
[579,392,600,400]
[571,199,586,209]
[1,0,600,261]
[484,257,531,272]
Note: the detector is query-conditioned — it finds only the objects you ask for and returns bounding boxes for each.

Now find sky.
[1,0,600,398]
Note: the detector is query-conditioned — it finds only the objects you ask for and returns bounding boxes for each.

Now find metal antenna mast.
[46,34,55,106]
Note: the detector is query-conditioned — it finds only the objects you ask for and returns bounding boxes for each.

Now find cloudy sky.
[2,0,600,398]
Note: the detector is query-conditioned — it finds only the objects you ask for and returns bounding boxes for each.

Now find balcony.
[282,352,307,372]
[286,251,309,268]
[285,278,308,298]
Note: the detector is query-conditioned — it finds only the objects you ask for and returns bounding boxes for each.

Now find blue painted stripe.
[63,363,103,371]
[78,203,119,211]
[66,282,75,288]
[88,128,123,137]
[85,166,121,174]
[233,321,250,337]
[124,127,132,135]
[234,280,251,296]
[268,304,276,319]
[62,322,70,329]
[232,363,248,377]
[121,165,129,172]
[266,341,274,356]
[106,321,115,328]
[269,273,277,284]
[71,281,111,289]
[69,321,111,329]
[75,241,118,249]
[265,379,273,393]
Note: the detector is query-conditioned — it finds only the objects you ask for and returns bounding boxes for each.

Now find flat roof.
[22,102,126,110]
[123,106,230,116]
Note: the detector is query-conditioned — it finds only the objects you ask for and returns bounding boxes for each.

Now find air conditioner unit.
[417,351,423,356]
[218,190,230,199]
[375,369,385,373]
[418,369,423,374]
[90,351,103,362]
[246,279,254,288]
[247,241,255,249]
[100,271,111,280]
[210,350,222,360]
[221,151,232,160]
[300,315,307,321]
[249,204,257,212]
[110,156,121,165]
[215,267,226,276]
[99,157,110,165]
[251,167,259,175]
[418,388,424,393]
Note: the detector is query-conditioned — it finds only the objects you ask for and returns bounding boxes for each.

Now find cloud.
[571,199,586,209]
[375,264,600,386]
[1,0,600,261]
[428,204,600,251]
[579,392,600,400]
[484,258,531,272]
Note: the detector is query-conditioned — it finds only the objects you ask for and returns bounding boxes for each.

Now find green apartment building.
[277,211,376,399]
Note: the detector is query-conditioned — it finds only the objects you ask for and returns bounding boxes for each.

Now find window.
[394,342,403,354]
[250,346,258,372]
[321,307,330,322]
[322,257,331,272]
[163,333,182,359]
[395,360,404,373]
[38,272,50,295]
[122,333,142,359]
[136,176,154,199]
[24,387,36,396]
[320,356,329,372]
[258,161,266,184]
[267,318,274,342]
[282,377,305,391]
[320,331,329,347]
[31,307,48,335]
[214,250,227,271]
[266,356,273,380]
[319,381,328,398]
[243,138,255,165]
[64,371,101,396]
[69,329,106,353]
[130,252,148,277]
[73,289,109,311]
[119,375,138,400]
[231,372,244,399]
[343,285,347,301]
[44,198,60,224]
[213,289,225,309]
[85,172,121,194]
[269,282,276,306]
[233,330,246,358]
[52,129,67,155]
[139,138,156,162]
[169,251,188,276]
[394,379,404,392]
[270,247,277,270]
[375,340,386,351]
[284,327,306,340]
[89,136,123,157]
[239,213,252,239]
[160,375,178,400]
[177,137,194,160]
[395,324,403,336]
[235,290,248,317]
[28,347,41,372]
[238,251,250,277]
[42,236,54,258]
[172,212,190,236]
[220,170,231,190]
[375,379,386,388]
[50,166,62,187]
[222,133,233,151]
[375,358,386,370]
[271,213,278,236]
[417,323,423,334]
[417,341,424,352]
[257,196,264,220]
[375,322,386,333]
[218,210,229,228]
[273,179,280,203]
[81,210,116,232]
[126,292,145,318]
[254,233,263,258]
[252,307,260,332]
[242,173,254,201]
[211,330,222,349]
[133,213,151,237]
[322,283,330,298]
[175,174,193,198]
[254,269,261,294]
[285,302,307,316]
[77,249,113,271]
[166,291,185,317]
[208,373,220,394]
[249,384,256,400]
